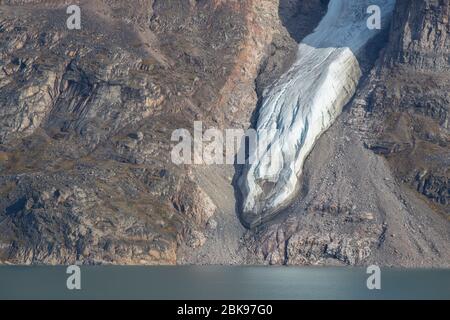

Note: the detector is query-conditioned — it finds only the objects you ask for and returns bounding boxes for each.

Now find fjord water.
[1,266,449,299]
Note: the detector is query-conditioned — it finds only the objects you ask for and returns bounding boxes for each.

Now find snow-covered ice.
[239,0,396,227]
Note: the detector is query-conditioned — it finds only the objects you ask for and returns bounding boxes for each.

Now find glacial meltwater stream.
[239,0,396,227]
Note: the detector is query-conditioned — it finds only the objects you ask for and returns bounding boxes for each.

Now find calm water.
[0,266,449,300]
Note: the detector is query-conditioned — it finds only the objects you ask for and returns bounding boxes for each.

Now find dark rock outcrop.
[360,0,449,211]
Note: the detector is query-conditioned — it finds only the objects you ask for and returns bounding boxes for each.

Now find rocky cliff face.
[363,0,449,210]
[0,0,448,266]
[0,0,252,264]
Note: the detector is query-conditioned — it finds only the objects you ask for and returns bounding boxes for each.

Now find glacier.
[238,0,396,227]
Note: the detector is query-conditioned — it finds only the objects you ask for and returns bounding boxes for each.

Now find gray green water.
[0,266,449,300]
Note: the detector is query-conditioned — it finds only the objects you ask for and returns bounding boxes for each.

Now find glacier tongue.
[239,0,396,227]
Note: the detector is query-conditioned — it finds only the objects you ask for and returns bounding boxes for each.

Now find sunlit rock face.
[239,0,396,228]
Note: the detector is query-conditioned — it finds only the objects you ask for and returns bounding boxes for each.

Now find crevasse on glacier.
[239,0,396,227]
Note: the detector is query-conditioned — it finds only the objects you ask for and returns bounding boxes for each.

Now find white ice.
[239,0,396,226]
